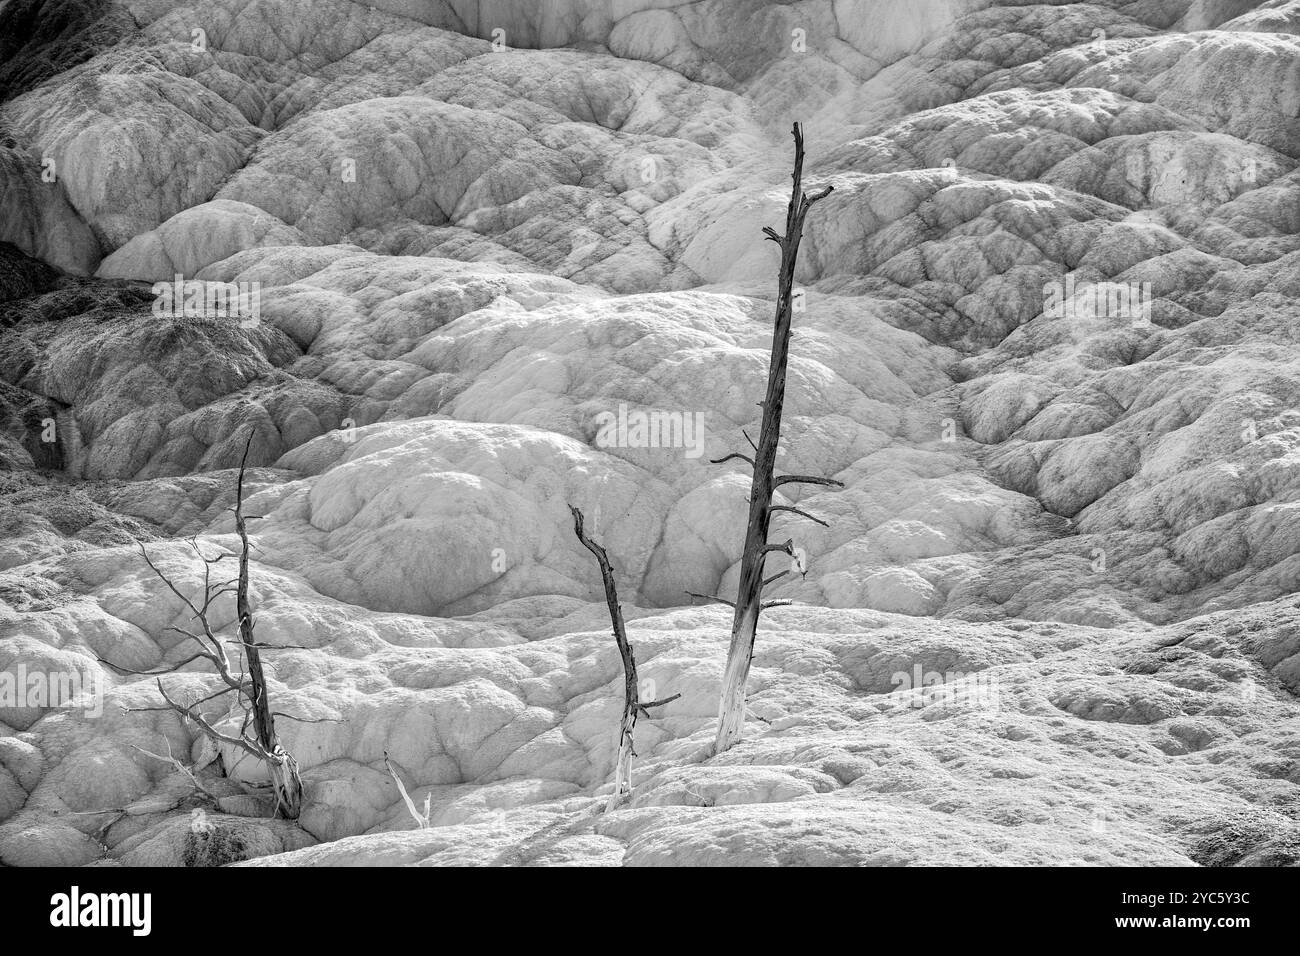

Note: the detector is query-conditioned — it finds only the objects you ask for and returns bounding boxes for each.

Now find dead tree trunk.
[569,505,679,811]
[105,430,308,819]
[231,436,302,818]
[383,750,431,829]
[707,123,842,754]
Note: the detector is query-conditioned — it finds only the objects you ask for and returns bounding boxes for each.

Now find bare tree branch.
[132,739,220,804]
[710,452,756,469]
[640,694,682,710]
[773,474,845,490]
[762,569,790,588]
[138,544,206,623]
[685,591,737,608]
[271,712,339,724]
[157,680,265,760]
[224,640,312,651]
[97,651,212,677]
[768,504,829,527]
[637,693,683,718]
[176,683,242,712]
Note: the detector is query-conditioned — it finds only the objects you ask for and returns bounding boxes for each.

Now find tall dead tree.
[105,431,306,819]
[703,123,843,754]
[569,504,679,811]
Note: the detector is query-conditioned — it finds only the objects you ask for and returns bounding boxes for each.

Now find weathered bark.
[569,505,679,811]
[712,123,841,754]
[264,748,303,820]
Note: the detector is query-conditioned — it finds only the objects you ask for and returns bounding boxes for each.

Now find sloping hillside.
[1,0,1298,866]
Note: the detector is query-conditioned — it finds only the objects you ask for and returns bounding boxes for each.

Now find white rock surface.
[1,0,1299,866]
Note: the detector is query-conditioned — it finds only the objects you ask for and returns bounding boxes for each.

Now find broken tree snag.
[712,122,841,756]
[569,505,679,811]
[230,431,303,819]
[109,429,305,819]
[384,750,431,829]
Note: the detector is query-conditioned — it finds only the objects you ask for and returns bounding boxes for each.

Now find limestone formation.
[1,0,1298,866]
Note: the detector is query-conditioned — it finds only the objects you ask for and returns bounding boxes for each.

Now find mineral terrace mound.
[1,0,1298,866]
